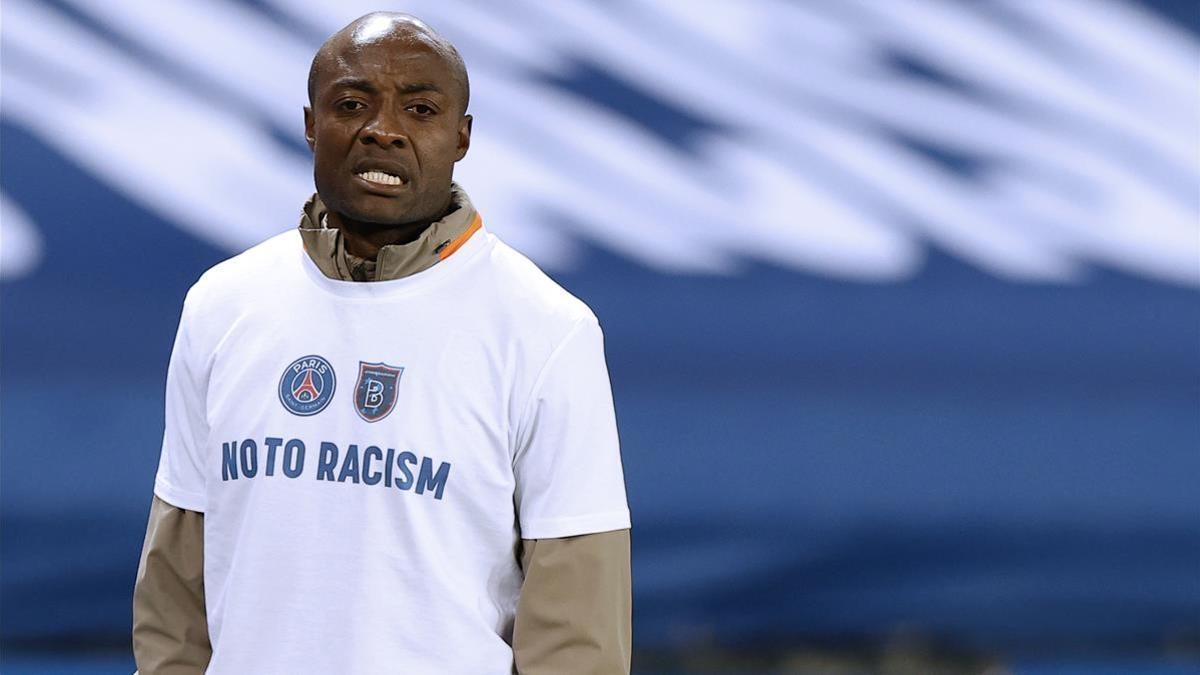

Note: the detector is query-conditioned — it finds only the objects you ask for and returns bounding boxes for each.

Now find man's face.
[304,36,471,225]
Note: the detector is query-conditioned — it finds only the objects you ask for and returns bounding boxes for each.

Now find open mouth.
[355,170,406,187]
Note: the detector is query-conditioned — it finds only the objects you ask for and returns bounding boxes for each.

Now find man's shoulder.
[185,229,298,307]
[480,235,597,329]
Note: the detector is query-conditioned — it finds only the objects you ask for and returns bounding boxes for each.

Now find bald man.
[132,13,631,674]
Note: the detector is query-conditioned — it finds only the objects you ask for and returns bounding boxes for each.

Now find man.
[132,12,631,674]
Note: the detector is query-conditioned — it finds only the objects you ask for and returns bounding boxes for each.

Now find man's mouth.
[356,170,405,186]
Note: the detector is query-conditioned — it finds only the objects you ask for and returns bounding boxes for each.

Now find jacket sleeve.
[132,495,211,674]
[512,529,632,674]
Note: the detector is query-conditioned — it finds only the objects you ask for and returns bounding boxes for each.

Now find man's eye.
[408,104,435,116]
[338,100,365,111]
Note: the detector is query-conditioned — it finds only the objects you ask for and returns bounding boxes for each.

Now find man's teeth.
[357,171,403,186]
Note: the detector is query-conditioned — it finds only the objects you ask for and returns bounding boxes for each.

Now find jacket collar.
[298,183,481,282]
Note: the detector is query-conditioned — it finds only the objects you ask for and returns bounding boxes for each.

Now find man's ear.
[303,106,316,152]
[455,114,472,161]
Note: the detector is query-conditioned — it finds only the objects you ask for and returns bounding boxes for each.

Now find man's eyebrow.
[396,82,443,96]
[326,78,443,98]
[328,77,378,94]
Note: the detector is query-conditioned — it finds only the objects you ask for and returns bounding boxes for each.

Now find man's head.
[304,13,471,227]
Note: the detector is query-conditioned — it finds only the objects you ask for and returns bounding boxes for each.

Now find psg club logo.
[354,361,404,423]
[278,355,336,416]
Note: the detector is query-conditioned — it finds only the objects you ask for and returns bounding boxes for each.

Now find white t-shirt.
[153,224,630,674]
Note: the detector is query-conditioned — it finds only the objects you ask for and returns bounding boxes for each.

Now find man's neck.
[326,199,454,262]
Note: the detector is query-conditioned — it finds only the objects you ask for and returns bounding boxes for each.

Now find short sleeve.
[153,291,210,512]
[513,316,631,539]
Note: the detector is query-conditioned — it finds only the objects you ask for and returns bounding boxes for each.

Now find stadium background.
[1,1,1197,673]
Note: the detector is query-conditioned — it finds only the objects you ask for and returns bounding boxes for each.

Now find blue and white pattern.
[1,0,1197,284]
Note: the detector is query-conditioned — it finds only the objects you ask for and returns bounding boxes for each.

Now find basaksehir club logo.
[278,355,336,416]
[354,361,404,422]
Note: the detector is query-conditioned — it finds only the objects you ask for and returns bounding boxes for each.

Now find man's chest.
[200,306,525,511]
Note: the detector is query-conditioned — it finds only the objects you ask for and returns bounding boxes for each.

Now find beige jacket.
[132,187,632,674]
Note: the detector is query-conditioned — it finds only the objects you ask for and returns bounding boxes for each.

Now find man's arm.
[510,314,632,672]
[132,495,211,674]
[513,529,632,675]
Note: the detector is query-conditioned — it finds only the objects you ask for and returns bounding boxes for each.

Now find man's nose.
[360,112,408,148]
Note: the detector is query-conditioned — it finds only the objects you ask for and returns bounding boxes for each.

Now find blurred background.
[2,0,1198,673]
